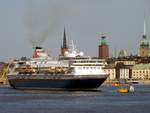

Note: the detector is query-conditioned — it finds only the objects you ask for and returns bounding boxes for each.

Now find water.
[0,85,150,113]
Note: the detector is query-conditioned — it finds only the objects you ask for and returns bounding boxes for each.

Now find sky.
[0,0,150,61]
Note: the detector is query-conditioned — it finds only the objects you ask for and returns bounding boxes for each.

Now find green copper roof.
[101,36,107,45]
[140,35,149,48]
[131,63,150,69]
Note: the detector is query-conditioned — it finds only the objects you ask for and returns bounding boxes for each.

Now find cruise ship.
[8,41,108,90]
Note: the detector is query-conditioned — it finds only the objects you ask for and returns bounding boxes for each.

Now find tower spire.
[63,27,67,48]
[139,15,149,57]
[144,17,146,36]
[61,27,68,56]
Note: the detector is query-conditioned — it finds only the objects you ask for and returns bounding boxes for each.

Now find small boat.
[129,85,135,92]
[112,82,120,86]
[118,88,129,93]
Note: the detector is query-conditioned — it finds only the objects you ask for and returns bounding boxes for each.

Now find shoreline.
[136,80,150,85]
[104,80,150,85]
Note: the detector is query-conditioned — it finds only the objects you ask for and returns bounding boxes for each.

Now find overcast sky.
[0,0,150,61]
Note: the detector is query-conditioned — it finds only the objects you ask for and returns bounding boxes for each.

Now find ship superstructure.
[60,40,107,76]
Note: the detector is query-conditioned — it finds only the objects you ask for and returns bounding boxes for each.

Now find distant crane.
[0,60,13,84]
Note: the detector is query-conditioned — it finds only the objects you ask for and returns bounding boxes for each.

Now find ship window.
[86,67,89,69]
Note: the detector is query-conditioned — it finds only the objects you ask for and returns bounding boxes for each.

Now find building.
[120,68,130,79]
[61,28,68,56]
[115,62,132,80]
[118,50,128,57]
[98,34,109,59]
[103,65,116,80]
[131,64,150,80]
[114,60,136,66]
[139,19,149,57]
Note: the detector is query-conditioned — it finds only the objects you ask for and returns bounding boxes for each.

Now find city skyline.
[0,0,150,61]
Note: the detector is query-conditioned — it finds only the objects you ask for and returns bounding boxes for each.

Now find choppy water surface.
[0,85,150,113]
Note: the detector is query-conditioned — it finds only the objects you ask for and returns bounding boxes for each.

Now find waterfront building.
[131,64,150,80]
[98,34,109,59]
[114,60,136,66]
[103,65,116,80]
[139,18,149,57]
[115,62,132,80]
[119,68,130,79]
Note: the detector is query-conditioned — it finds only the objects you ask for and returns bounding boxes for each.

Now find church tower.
[61,27,68,56]
[98,34,109,59]
[139,18,149,57]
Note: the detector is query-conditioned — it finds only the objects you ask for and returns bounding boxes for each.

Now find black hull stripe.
[9,78,106,90]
